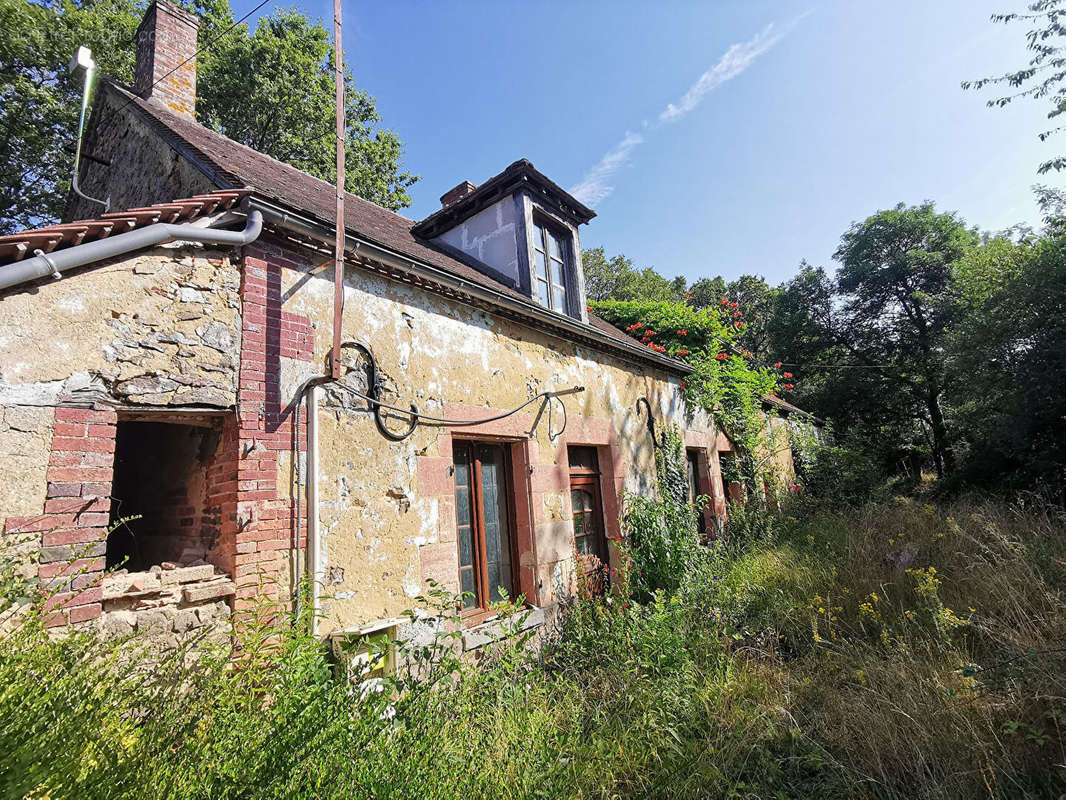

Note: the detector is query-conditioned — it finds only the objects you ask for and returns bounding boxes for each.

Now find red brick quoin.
[230,248,314,609]
[0,407,118,627]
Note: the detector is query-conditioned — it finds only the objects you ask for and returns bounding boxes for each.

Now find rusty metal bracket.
[636,396,664,450]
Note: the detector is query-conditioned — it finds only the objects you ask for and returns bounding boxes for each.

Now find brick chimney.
[440,181,478,207]
[134,0,199,118]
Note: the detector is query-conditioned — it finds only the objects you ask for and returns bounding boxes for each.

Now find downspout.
[0,211,264,292]
[306,380,327,636]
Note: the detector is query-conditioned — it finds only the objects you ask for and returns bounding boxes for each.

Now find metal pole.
[331,0,345,378]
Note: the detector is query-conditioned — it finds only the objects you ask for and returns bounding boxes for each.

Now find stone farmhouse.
[0,1,809,650]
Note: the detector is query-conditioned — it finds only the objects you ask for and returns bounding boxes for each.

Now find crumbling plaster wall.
[269,245,720,633]
[0,244,242,532]
[433,196,522,287]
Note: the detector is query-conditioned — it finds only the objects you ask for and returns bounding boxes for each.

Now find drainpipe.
[0,211,264,292]
[307,382,323,636]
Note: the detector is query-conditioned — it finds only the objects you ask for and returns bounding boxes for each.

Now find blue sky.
[242,0,1056,286]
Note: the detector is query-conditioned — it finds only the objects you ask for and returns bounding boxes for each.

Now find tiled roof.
[0,189,249,265]
[763,394,821,423]
[105,83,652,357]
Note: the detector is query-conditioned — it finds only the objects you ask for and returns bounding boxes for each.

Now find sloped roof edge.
[0,188,250,265]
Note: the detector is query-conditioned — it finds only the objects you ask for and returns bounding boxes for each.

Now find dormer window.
[533,221,569,313]
[412,159,596,324]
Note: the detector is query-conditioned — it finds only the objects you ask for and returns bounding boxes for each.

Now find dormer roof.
[411,159,595,240]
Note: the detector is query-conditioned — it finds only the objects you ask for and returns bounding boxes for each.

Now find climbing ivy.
[622,425,705,599]
[592,298,788,496]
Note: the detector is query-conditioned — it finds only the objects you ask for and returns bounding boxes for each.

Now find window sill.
[462,605,545,651]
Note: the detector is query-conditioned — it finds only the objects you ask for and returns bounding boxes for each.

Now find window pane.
[548,232,562,259]
[550,258,565,286]
[572,489,597,556]
[479,446,513,603]
[571,490,585,534]
[552,286,567,311]
[460,567,476,609]
[537,280,550,307]
[534,250,547,279]
[453,444,479,608]
[535,224,546,249]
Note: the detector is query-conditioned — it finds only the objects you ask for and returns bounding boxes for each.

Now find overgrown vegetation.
[3,473,1064,798]
[591,298,787,497]
[585,194,1066,495]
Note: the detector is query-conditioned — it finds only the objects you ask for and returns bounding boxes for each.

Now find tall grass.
[0,495,1063,798]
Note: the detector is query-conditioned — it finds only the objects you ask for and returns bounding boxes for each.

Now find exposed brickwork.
[229,247,314,608]
[1,407,117,626]
[134,0,199,118]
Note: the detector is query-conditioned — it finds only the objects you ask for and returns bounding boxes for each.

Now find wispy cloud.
[569,131,644,207]
[570,15,804,206]
[659,23,783,123]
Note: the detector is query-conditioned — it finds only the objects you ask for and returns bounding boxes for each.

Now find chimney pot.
[440,181,478,207]
[134,0,200,118]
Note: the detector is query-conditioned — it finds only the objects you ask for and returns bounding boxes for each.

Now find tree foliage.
[0,0,417,234]
[588,193,1066,490]
[591,298,783,495]
[831,203,979,477]
[580,246,684,303]
[962,0,1066,174]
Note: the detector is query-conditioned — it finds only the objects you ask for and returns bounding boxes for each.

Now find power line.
[109,0,274,119]
[777,362,914,371]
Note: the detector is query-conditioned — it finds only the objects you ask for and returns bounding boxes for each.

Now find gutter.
[243,197,691,376]
[0,211,264,292]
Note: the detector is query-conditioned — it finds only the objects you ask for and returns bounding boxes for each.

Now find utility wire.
[109,0,274,119]
[331,380,581,429]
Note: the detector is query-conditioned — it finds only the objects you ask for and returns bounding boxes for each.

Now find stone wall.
[98,564,234,649]
[0,244,243,627]
[242,234,729,635]
[67,88,217,223]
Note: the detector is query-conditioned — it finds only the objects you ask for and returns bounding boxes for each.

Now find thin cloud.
[659,23,783,123]
[569,14,805,207]
[569,131,644,206]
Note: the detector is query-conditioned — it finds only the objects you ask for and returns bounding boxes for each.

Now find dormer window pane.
[537,282,550,306]
[533,222,569,315]
[550,259,565,286]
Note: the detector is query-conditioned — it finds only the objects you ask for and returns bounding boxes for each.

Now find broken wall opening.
[107,417,228,572]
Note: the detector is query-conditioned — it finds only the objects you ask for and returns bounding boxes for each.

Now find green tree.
[197,6,416,211]
[962,1,1066,174]
[0,0,417,234]
[947,214,1066,486]
[579,245,682,303]
[833,202,978,477]
[686,276,727,309]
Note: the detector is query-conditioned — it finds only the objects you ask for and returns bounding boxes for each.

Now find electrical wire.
[331,380,581,430]
[109,0,274,119]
